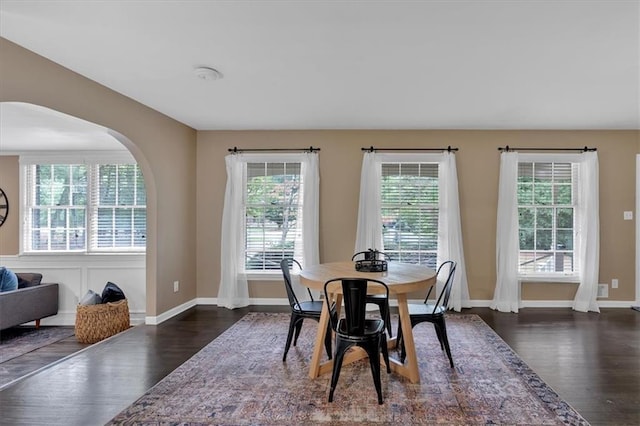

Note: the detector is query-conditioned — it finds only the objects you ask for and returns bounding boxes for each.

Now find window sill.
[518,275,580,283]
[245,272,283,281]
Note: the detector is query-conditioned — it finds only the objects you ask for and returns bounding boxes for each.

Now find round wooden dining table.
[299,261,436,383]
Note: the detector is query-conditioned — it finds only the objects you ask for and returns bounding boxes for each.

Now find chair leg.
[329,338,351,402]
[435,318,454,368]
[283,315,300,362]
[380,302,392,338]
[323,321,333,360]
[380,333,391,373]
[364,340,384,405]
[293,319,304,346]
[396,320,406,362]
[433,322,445,351]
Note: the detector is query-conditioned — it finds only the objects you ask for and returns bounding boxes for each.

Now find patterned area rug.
[108,313,588,425]
[0,326,75,364]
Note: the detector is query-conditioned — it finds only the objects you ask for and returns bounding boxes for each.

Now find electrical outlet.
[623,211,633,220]
[611,278,619,289]
[597,284,608,298]
[173,281,179,292]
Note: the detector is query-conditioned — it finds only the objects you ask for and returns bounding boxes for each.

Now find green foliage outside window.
[517,162,575,273]
[245,162,301,270]
[380,163,438,268]
[28,163,145,252]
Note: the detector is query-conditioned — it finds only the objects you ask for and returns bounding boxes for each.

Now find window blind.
[23,161,145,253]
[90,164,146,251]
[24,164,88,251]
[517,161,577,274]
[244,161,303,270]
[381,162,439,268]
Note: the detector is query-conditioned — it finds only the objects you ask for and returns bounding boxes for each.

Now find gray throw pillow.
[79,290,102,305]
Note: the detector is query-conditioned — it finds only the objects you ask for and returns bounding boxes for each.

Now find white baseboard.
[145,299,197,325]
[520,300,636,309]
[35,297,638,328]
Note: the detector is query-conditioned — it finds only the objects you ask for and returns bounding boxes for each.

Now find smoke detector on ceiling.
[194,66,223,81]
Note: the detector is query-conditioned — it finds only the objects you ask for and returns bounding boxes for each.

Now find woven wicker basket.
[75,299,130,343]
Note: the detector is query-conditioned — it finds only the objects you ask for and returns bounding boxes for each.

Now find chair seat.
[365,294,393,337]
[325,277,390,405]
[366,294,386,302]
[337,318,385,341]
[293,300,325,314]
[397,261,457,369]
[281,258,333,363]
[407,303,446,317]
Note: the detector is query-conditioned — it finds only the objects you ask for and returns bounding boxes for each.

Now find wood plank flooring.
[0,306,638,425]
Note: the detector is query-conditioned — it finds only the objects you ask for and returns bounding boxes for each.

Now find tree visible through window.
[517,162,576,274]
[244,162,302,271]
[24,163,146,252]
[29,164,87,251]
[381,162,438,268]
[94,164,146,249]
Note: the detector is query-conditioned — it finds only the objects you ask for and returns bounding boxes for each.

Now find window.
[244,161,303,271]
[517,161,577,276]
[23,158,146,253]
[93,164,146,250]
[380,162,439,269]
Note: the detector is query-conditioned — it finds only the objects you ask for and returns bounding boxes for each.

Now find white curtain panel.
[573,151,600,312]
[218,152,321,307]
[300,153,321,299]
[438,152,471,311]
[354,152,384,253]
[491,151,520,313]
[218,154,250,309]
[354,151,470,311]
[301,152,320,267]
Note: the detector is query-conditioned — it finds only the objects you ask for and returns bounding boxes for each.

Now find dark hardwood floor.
[0,306,638,425]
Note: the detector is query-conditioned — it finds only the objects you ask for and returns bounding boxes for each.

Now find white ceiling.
[0,0,638,150]
[0,102,126,152]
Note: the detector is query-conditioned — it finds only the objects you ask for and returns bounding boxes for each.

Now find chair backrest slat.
[280,258,308,309]
[324,277,389,334]
[341,279,368,334]
[430,260,457,313]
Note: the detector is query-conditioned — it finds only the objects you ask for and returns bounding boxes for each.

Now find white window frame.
[243,158,304,278]
[19,151,146,255]
[516,153,581,283]
[219,151,319,308]
[379,158,439,268]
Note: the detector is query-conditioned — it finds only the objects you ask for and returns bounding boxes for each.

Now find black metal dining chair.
[351,251,393,337]
[280,258,333,362]
[396,260,457,368]
[324,277,391,405]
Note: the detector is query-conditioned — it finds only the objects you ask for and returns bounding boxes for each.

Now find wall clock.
[0,188,8,227]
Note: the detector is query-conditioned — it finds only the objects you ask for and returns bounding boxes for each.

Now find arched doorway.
[0,102,152,324]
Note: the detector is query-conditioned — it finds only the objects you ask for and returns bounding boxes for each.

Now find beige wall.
[0,156,19,254]
[0,38,197,316]
[197,130,638,302]
[1,36,637,315]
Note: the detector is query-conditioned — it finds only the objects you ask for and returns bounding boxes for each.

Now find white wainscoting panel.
[0,254,145,325]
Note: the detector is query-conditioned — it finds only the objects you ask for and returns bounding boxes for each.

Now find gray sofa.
[0,273,59,330]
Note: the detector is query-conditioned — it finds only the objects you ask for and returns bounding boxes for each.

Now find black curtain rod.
[498,146,596,152]
[228,146,320,153]
[361,146,458,152]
